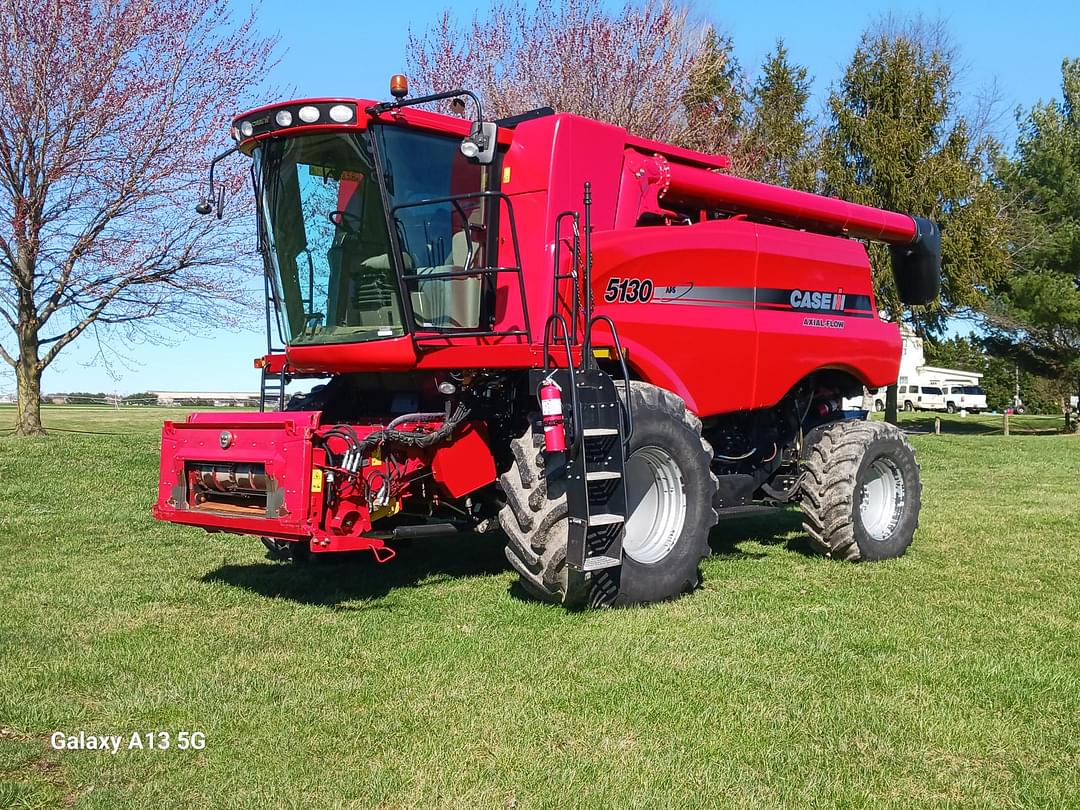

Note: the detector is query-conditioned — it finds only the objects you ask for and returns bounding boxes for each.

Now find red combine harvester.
[154,77,940,607]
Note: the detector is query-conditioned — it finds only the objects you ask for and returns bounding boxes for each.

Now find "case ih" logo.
[790,289,847,312]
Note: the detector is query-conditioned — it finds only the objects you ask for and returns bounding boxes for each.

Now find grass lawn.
[1,407,1077,808]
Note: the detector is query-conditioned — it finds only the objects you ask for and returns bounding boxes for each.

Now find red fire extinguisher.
[539,377,566,453]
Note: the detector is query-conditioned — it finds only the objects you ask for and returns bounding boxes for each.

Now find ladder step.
[586,470,622,481]
[583,428,619,437]
[582,555,621,572]
[588,513,625,526]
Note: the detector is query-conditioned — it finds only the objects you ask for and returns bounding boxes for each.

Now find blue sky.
[16,0,1079,396]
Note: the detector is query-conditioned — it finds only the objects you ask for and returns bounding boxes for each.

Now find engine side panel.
[590,220,759,414]
[753,224,900,406]
[589,219,901,417]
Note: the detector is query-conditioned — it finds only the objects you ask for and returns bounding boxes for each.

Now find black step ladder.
[259,366,286,413]
[565,368,628,574]
[538,318,633,597]
[539,182,634,602]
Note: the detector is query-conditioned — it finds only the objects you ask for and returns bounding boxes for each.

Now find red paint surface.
[160,96,929,549]
[237,100,910,407]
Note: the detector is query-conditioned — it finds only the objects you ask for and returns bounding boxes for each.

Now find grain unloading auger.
[154,75,940,607]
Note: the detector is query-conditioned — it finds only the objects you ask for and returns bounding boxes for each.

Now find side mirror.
[195,145,240,218]
[194,184,226,218]
[460,121,498,164]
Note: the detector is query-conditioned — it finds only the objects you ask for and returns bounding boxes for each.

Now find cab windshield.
[255,126,490,346]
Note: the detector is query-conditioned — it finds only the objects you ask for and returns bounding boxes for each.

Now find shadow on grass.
[708,508,811,559]
[202,509,818,609]
[200,531,509,610]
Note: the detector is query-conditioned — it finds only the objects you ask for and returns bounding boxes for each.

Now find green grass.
[1,408,1078,808]
[0,405,249,436]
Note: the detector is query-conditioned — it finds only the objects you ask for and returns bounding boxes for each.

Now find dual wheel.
[500,384,922,607]
[799,420,921,561]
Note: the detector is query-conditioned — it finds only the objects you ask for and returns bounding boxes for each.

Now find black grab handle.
[583,314,633,455]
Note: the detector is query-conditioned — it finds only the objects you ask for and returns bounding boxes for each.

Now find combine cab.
[154,77,940,607]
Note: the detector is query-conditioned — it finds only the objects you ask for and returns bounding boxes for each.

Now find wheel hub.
[622,445,687,564]
[858,457,906,541]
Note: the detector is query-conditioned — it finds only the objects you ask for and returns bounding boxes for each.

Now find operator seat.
[410,207,483,330]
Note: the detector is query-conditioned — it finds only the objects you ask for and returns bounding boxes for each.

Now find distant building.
[150,391,260,407]
[897,325,983,388]
[843,325,983,411]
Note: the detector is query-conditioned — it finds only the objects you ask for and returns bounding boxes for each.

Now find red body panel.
[430,424,497,497]
[154,411,320,539]
[154,95,925,551]
[235,100,909,411]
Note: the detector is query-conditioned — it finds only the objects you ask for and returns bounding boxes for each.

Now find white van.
[899,384,946,412]
[944,384,987,413]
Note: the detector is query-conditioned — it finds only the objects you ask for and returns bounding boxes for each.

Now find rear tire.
[799,420,921,561]
[500,382,718,607]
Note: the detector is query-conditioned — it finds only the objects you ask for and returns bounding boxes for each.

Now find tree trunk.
[885,382,899,425]
[14,357,44,436]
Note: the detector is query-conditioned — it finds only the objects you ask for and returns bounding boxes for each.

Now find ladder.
[259,365,286,413]
[565,367,628,574]
[539,182,633,601]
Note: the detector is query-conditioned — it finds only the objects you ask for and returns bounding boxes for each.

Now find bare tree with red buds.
[0,0,278,435]
[406,0,743,153]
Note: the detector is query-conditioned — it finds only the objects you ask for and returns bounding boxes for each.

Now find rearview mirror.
[460,121,498,164]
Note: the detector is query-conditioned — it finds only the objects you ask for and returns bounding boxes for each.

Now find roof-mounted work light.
[367,82,498,165]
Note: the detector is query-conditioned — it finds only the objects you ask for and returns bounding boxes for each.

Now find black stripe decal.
[652,285,875,318]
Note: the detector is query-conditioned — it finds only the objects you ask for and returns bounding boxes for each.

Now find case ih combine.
[153,77,941,607]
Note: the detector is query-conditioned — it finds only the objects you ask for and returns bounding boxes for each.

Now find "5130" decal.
[603,277,654,303]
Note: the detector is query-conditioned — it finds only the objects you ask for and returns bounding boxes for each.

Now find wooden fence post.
[1004,411,1010,436]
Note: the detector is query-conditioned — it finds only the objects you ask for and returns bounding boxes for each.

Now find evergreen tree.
[820,19,1012,421]
[681,27,745,158]
[745,40,815,190]
[987,58,1080,426]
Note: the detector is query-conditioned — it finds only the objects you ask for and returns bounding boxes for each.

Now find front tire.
[500,382,718,607]
[946,402,956,414]
[799,420,921,561]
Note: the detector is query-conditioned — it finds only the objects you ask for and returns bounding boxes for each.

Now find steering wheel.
[329,210,363,233]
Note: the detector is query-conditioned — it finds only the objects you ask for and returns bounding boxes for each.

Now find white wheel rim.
[858,457,905,541]
[622,445,687,564]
